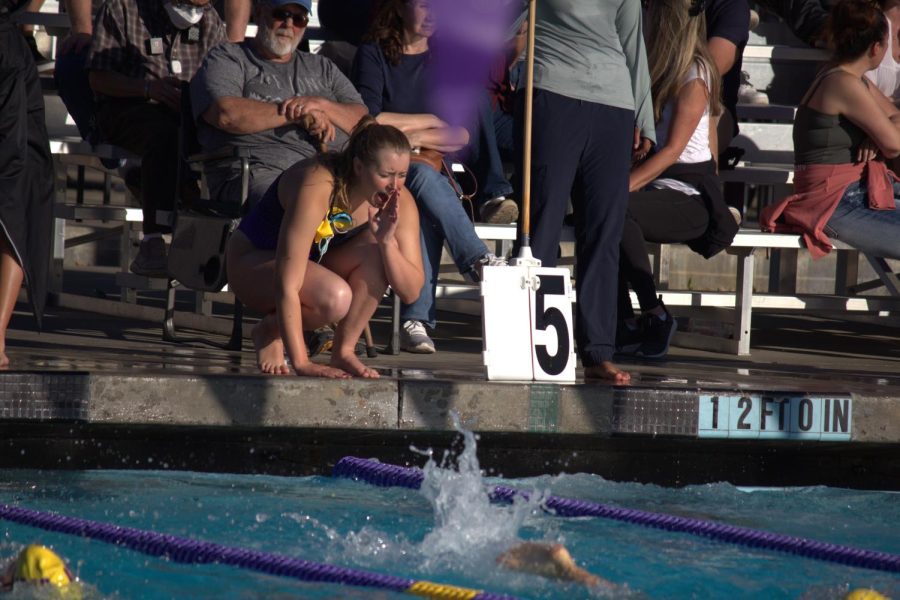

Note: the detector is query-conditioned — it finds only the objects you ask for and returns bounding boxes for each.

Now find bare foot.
[293,361,350,379]
[0,350,8,369]
[584,361,631,384]
[251,315,289,375]
[330,352,379,378]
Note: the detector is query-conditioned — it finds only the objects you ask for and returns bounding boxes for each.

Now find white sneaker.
[738,71,769,105]
[400,320,436,354]
[471,253,508,282]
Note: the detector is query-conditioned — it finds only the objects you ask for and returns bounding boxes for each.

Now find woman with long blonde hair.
[615,0,737,359]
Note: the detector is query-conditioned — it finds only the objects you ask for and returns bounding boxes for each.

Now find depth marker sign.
[698,394,852,441]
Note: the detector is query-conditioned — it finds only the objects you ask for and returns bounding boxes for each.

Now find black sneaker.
[305,327,334,357]
[615,319,645,355]
[635,298,677,358]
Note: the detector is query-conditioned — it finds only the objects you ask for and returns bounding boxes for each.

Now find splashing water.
[417,414,546,569]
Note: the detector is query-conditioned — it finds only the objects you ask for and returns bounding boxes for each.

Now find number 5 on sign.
[481,265,577,382]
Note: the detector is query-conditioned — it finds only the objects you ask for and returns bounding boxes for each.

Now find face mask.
[164,1,204,29]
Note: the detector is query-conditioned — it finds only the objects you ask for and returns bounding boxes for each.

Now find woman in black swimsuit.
[226,118,424,378]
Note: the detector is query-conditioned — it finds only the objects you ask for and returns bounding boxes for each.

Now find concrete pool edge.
[0,371,897,442]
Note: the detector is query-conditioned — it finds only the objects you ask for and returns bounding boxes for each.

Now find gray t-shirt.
[191,42,364,204]
[532,0,655,143]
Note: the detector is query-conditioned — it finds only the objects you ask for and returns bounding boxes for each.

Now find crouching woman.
[226,118,424,378]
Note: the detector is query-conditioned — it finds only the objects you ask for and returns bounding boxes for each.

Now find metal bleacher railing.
[30,7,900,357]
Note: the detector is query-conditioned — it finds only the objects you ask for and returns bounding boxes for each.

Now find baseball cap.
[268,0,312,13]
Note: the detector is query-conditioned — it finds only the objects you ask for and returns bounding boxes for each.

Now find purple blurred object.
[427,0,520,129]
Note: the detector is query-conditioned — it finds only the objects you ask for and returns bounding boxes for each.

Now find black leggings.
[618,188,709,319]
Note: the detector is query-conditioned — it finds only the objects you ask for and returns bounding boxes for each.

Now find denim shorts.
[824,180,900,259]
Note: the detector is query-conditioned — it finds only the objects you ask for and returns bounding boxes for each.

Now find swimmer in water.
[1,544,82,598]
[497,542,615,588]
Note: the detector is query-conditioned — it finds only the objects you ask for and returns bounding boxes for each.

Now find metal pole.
[520,0,537,248]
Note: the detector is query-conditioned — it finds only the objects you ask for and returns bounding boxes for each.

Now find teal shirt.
[533,0,656,143]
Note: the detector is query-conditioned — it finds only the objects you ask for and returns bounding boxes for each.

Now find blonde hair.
[319,116,412,211]
[645,0,722,123]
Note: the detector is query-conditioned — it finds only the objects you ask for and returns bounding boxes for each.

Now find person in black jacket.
[0,0,54,367]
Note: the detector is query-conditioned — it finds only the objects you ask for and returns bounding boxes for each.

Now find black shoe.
[635,298,677,358]
[615,319,645,355]
[305,327,334,357]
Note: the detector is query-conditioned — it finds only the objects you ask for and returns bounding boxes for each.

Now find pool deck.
[1,267,899,489]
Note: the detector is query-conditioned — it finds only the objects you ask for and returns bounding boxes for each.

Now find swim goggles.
[313,207,354,261]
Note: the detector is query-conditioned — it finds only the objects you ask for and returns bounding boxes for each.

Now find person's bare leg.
[584,361,631,384]
[322,234,385,378]
[227,236,350,375]
[0,236,24,368]
[250,312,289,374]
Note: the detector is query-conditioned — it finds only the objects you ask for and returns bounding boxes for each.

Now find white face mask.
[164,2,205,29]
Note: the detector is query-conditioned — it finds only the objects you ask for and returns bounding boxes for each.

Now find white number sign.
[481,265,576,382]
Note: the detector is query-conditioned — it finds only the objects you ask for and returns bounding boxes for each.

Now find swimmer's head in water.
[845,589,889,600]
[3,545,81,598]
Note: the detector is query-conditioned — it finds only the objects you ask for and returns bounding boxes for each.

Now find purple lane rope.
[333,456,900,574]
[0,504,517,600]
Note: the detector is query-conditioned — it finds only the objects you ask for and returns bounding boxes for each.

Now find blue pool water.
[0,436,898,599]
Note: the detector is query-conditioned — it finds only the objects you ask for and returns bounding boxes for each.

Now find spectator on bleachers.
[704,0,753,222]
[0,0,54,367]
[191,0,367,210]
[616,0,738,359]
[761,0,900,260]
[706,0,751,134]
[225,117,424,377]
[351,0,509,354]
[754,0,832,47]
[866,0,900,102]
[17,0,49,64]
[754,0,900,103]
[514,0,654,383]
[87,0,226,277]
[354,0,517,224]
[486,14,526,177]
[57,0,249,144]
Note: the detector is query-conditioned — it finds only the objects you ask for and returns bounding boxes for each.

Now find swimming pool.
[1,434,897,599]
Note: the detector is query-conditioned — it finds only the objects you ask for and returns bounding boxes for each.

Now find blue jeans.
[825,180,900,259]
[460,95,514,205]
[402,162,490,327]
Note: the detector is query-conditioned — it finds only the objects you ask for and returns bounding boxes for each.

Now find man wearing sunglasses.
[192,0,368,209]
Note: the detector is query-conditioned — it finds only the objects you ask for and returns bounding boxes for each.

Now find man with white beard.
[191,0,368,208]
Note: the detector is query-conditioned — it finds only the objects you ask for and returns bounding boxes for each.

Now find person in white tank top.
[615,0,728,359]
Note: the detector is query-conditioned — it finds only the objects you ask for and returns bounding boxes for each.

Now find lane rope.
[333,456,900,574]
[0,504,518,600]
